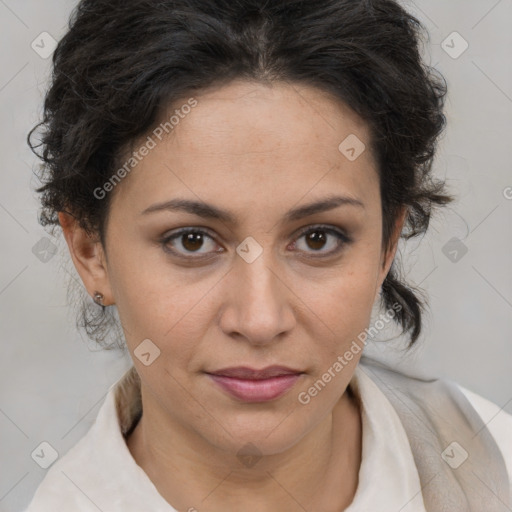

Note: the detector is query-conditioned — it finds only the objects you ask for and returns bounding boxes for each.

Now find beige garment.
[362,357,511,511]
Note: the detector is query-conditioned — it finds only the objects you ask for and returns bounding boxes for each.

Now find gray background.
[0,1,511,510]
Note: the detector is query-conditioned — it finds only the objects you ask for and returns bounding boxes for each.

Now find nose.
[218,248,296,347]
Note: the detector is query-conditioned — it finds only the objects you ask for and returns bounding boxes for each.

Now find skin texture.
[59,79,406,512]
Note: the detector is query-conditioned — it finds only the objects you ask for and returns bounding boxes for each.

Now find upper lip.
[206,365,303,380]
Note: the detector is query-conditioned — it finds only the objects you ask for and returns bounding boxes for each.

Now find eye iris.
[306,231,327,250]
[182,232,204,252]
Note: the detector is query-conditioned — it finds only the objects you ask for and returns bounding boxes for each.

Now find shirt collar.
[30,363,427,511]
[109,363,427,511]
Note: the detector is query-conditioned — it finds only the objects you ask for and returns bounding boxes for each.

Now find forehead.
[168,80,373,157]
[111,80,379,216]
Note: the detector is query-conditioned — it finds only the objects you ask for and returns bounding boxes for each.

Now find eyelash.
[159,224,352,261]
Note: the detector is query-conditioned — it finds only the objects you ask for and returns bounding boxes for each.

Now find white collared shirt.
[24,365,512,511]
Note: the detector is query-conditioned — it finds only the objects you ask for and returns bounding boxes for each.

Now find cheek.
[296,248,381,355]
[305,277,376,347]
[107,245,218,359]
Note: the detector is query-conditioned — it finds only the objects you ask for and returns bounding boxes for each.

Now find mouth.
[205,366,304,402]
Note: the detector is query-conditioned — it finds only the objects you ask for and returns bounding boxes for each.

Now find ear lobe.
[58,211,114,305]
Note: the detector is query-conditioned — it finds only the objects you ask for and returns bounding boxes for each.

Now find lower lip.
[207,373,302,402]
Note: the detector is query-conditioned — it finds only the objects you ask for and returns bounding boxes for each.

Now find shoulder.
[23,367,154,512]
[23,390,118,512]
[23,430,101,511]
[360,358,512,490]
[457,384,512,483]
[359,358,512,507]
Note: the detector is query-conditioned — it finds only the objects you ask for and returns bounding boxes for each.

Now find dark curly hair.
[28,0,452,348]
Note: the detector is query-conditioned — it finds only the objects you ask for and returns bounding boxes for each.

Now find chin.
[202,409,314,458]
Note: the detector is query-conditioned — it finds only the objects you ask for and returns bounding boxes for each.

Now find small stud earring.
[93,291,105,306]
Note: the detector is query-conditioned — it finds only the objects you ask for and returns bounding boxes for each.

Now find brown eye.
[293,225,351,257]
[161,228,222,258]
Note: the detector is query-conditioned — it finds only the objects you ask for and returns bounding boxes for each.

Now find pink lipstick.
[206,366,303,402]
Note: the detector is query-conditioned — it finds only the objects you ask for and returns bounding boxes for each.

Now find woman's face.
[93,80,401,455]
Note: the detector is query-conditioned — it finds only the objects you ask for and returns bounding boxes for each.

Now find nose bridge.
[236,233,280,291]
[221,239,294,343]
[241,247,280,301]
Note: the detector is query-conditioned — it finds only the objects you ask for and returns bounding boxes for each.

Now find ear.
[58,211,114,305]
[376,206,408,296]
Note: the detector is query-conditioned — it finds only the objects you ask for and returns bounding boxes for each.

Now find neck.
[127,384,362,512]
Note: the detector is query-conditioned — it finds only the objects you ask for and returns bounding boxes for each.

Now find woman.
[25,0,511,510]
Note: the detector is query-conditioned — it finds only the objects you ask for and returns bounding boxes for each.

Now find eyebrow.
[141,195,365,224]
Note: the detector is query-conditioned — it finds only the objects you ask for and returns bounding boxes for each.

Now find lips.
[205,365,304,402]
